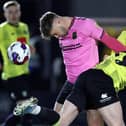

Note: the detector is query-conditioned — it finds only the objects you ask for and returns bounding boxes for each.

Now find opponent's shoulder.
[19,22,29,28]
[117,30,126,42]
[119,30,126,37]
[0,21,8,28]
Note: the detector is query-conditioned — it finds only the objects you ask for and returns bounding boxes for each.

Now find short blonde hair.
[3,1,20,11]
[40,11,58,40]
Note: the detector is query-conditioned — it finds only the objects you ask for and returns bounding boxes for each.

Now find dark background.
[0,0,126,125]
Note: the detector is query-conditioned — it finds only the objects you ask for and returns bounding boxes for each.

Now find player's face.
[4,5,21,25]
[50,19,67,38]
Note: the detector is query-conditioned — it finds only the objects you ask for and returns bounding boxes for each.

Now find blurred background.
[0,0,126,125]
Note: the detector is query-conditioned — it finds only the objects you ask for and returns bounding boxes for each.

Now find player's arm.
[29,45,36,54]
[0,27,3,70]
[83,18,126,53]
[99,31,126,53]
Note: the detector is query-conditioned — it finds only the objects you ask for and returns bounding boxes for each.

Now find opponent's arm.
[0,27,3,70]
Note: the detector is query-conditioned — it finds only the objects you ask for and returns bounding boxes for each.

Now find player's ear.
[19,10,21,17]
[57,20,60,24]
[4,11,7,19]
[55,17,61,24]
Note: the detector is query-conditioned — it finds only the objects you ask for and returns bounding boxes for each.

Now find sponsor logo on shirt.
[60,43,82,51]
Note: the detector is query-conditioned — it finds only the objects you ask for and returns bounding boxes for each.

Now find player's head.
[40,11,68,40]
[3,1,21,25]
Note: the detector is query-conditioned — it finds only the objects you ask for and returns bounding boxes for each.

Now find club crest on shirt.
[72,32,77,39]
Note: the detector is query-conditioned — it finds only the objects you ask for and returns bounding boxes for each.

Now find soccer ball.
[7,41,31,65]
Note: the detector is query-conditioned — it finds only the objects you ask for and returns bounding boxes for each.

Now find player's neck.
[63,17,74,31]
[7,21,19,27]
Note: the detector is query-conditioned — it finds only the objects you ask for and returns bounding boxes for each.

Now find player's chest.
[3,27,28,41]
[2,28,28,48]
[59,32,87,51]
[8,28,27,37]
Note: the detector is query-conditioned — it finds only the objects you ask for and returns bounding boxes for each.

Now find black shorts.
[67,69,119,111]
[2,74,31,101]
[56,81,73,104]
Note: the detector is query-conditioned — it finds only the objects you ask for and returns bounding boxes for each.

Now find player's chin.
[10,20,19,25]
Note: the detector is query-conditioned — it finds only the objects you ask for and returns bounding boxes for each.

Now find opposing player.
[0,1,33,126]
[116,31,126,124]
